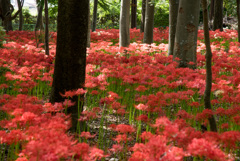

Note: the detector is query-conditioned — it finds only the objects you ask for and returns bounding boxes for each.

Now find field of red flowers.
[0,28,240,161]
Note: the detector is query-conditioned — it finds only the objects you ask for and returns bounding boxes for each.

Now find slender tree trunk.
[87,0,91,47]
[50,0,89,132]
[143,0,154,44]
[119,0,130,47]
[131,0,137,28]
[213,0,223,31]
[17,0,23,31]
[168,0,179,56]
[35,0,44,31]
[237,0,240,43]
[44,0,49,55]
[140,0,146,32]
[202,0,218,132]
[173,0,200,69]
[92,0,98,32]
[209,0,214,20]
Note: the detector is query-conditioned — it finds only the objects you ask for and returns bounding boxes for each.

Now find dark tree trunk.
[140,0,146,32]
[173,0,200,69]
[143,0,154,44]
[92,0,98,32]
[213,0,223,31]
[87,0,91,47]
[44,0,49,55]
[35,0,44,31]
[17,0,23,31]
[1,0,23,31]
[237,0,240,43]
[202,0,218,132]
[50,0,89,132]
[2,0,12,31]
[131,0,137,28]
[209,0,214,20]
[168,0,179,56]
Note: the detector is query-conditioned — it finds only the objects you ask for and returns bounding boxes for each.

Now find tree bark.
[209,0,214,20]
[202,0,218,132]
[119,0,130,47]
[168,0,179,56]
[173,0,200,69]
[35,0,44,31]
[140,0,146,32]
[237,0,240,43]
[17,0,23,31]
[50,0,89,132]
[44,0,49,55]
[87,0,91,47]
[213,0,223,31]
[92,0,98,32]
[143,0,154,44]
[131,0,137,29]
[1,0,13,31]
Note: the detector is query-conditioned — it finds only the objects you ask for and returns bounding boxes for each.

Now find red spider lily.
[135,103,148,111]
[135,114,150,123]
[80,132,96,139]
[113,134,133,144]
[89,147,108,160]
[187,138,231,161]
[196,109,214,122]
[115,124,135,134]
[109,144,124,153]
[63,99,75,107]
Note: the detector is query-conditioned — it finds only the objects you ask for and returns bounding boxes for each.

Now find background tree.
[143,0,154,44]
[140,0,146,32]
[45,0,49,55]
[131,0,137,28]
[202,0,218,132]
[168,0,179,56]
[237,0,240,42]
[119,0,130,47]
[210,0,214,20]
[35,0,44,31]
[17,0,23,30]
[50,0,89,132]
[92,0,98,32]
[213,0,223,31]
[173,0,200,68]
[1,0,23,31]
[87,0,91,47]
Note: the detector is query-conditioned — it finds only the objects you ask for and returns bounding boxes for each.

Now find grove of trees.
[0,0,240,160]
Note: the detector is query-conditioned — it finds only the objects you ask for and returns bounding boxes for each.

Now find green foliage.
[154,0,169,27]
[13,8,36,24]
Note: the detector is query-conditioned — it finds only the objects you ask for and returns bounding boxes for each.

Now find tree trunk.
[50,0,89,132]
[143,0,154,44]
[87,0,91,47]
[140,0,146,32]
[209,0,214,20]
[202,0,218,132]
[173,0,200,69]
[131,0,137,29]
[237,0,240,43]
[44,0,49,55]
[2,0,13,31]
[213,0,223,31]
[17,0,23,31]
[35,0,44,31]
[119,0,130,47]
[92,0,98,32]
[168,0,179,56]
